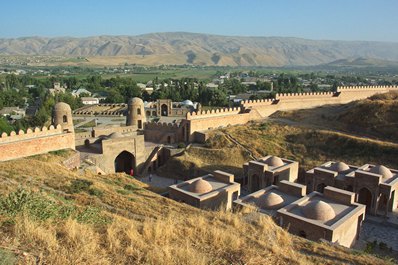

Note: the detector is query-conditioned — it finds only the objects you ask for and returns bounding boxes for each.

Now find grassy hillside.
[0,153,391,264]
[165,121,398,183]
[272,92,398,143]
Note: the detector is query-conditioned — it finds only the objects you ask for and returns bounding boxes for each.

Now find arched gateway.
[114,151,136,174]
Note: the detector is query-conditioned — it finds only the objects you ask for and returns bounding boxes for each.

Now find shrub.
[66,179,93,193]
[49,149,69,156]
[0,188,76,221]
[124,183,140,191]
[116,189,129,195]
[0,188,32,216]
[177,142,186,149]
[0,248,16,265]
[88,188,103,197]
[76,206,111,225]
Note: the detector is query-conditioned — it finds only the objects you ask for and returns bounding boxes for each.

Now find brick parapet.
[186,107,241,120]
[0,125,63,144]
[336,85,398,92]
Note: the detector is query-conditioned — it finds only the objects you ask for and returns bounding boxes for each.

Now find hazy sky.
[1,0,397,42]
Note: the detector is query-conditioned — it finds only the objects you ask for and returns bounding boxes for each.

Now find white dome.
[181,99,194,106]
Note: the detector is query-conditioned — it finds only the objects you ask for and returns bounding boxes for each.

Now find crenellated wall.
[241,85,398,117]
[141,86,398,143]
[144,121,187,144]
[0,125,75,161]
[186,107,241,120]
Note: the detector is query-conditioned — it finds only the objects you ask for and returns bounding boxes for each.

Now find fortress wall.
[186,107,241,120]
[0,126,75,161]
[241,86,398,118]
[144,121,185,144]
[92,125,137,137]
[337,85,398,102]
[0,125,63,144]
[188,111,254,141]
[276,91,336,101]
[75,131,93,140]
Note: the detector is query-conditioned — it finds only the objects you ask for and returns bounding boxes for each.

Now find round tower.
[126,97,146,129]
[52,102,74,133]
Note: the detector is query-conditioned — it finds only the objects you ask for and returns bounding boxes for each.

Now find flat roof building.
[354,164,398,216]
[277,186,366,248]
[306,161,398,216]
[233,180,306,219]
[305,161,359,193]
[243,155,299,193]
[169,170,240,210]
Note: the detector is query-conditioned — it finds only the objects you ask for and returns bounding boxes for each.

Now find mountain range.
[1,32,398,66]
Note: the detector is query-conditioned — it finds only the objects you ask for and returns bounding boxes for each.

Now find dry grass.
[0,153,391,264]
[221,122,398,171]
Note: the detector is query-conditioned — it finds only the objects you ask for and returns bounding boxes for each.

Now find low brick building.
[169,170,240,210]
[306,161,398,215]
[243,155,299,193]
[233,180,306,220]
[277,186,366,248]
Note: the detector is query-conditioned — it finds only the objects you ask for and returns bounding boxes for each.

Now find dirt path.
[222,132,258,160]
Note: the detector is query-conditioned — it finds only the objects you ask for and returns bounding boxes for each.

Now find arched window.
[137,108,141,115]
[63,115,68,123]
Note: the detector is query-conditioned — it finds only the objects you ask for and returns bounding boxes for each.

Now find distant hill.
[1,32,398,66]
[324,57,398,67]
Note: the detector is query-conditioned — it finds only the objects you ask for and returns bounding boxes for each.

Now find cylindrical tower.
[52,102,74,133]
[126,97,146,129]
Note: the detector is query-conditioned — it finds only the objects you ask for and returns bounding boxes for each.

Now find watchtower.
[52,102,74,133]
[126,97,146,129]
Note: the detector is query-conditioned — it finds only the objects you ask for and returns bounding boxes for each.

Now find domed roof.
[108,132,124,139]
[369,165,393,179]
[189,179,212,194]
[128,97,144,105]
[181,99,194,106]
[330,162,350,172]
[264,156,284,167]
[302,200,336,222]
[260,192,285,210]
[54,102,71,111]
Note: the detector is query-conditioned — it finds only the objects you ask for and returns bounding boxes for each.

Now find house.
[72,88,92,97]
[81,97,100,105]
[0,107,25,117]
